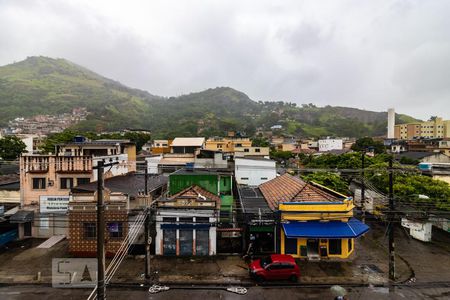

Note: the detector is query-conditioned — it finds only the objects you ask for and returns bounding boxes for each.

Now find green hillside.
[0,56,420,138]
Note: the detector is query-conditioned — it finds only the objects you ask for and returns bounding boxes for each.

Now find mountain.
[0,56,419,138]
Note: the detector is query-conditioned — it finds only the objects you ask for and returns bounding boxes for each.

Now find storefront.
[155,185,220,256]
[280,218,369,259]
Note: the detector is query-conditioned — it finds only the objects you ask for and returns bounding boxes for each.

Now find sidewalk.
[0,236,414,286]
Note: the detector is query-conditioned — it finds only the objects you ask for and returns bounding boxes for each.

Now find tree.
[0,136,27,160]
[351,137,385,154]
[251,136,270,147]
[302,172,349,195]
[270,150,293,161]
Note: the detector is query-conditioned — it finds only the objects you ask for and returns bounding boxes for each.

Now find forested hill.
[0,56,419,138]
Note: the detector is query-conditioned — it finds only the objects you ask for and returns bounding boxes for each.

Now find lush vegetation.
[0,56,419,138]
[351,137,386,154]
[0,136,26,160]
[40,130,151,153]
[302,172,350,195]
[298,152,450,211]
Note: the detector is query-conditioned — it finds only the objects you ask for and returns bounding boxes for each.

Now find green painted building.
[168,169,234,221]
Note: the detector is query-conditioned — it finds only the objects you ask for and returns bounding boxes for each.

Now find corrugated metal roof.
[71,172,167,196]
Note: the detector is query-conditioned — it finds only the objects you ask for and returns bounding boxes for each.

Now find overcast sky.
[1,0,449,120]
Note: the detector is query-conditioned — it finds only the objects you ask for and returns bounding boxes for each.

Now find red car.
[249,254,300,282]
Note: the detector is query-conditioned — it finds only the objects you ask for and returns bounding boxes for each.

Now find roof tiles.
[259,174,343,210]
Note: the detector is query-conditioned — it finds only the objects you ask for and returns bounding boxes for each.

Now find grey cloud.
[0,0,449,119]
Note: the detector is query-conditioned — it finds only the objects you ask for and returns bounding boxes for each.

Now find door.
[24,222,32,237]
[266,263,284,280]
[307,239,319,256]
[179,230,193,256]
[163,229,176,255]
[195,230,209,256]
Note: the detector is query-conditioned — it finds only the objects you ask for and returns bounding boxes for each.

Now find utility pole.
[144,165,148,195]
[144,162,150,280]
[145,210,150,280]
[388,157,396,281]
[96,160,106,300]
[361,150,366,224]
[95,160,119,300]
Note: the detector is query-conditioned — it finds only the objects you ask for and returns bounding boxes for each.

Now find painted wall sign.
[40,195,70,213]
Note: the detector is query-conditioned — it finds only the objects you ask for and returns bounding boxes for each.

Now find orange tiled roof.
[169,185,221,205]
[259,174,342,210]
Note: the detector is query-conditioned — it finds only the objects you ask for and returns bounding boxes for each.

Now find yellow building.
[205,137,252,152]
[259,174,369,260]
[395,118,450,140]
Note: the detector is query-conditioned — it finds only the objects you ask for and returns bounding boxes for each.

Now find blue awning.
[282,218,369,239]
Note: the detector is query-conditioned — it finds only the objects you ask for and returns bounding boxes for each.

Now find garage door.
[195,230,209,255]
[163,229,176,255]
[179,230,193,256]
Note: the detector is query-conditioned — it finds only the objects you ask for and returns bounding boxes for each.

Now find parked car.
[249,254,300,282]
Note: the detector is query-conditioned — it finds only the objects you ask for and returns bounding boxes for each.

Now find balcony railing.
[55,156,92,173]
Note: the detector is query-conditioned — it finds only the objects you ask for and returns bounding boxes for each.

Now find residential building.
[204,136,252,153]
[395,152,450,164]
[171,137,205,154]
[16,134,45,154]
[259,174,369,260]
[146,150,229,175]
[0,175,21,246]
[439,140,450,156]
[395,123,421,140]
[150,139,172,155]
[318,138,343,152]
[394,117,450,140]
[235,157,276,186]
[68,173,167,257]
[234,146,270,158]
[19,138,137,238]
[0,174,20,206]
[194,150,228,169]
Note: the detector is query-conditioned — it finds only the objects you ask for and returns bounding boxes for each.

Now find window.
[163,217,176,223]
[244,148,249,152]
[260,256,272,268]
[348,239,353,252]
[60,178,74,189]
[107,222,123,239]
[236,143,242,147]
[255,148,261,153]
[196,217,209,223]
[329,239,342,255]
[240,177,249,180]
[77,178,90,186]
[261,177,268,180]
[179,217,193,223]
[218,144,222,148]
[281,263,295,269]
[83,223,96,239]
[32,178,46,189]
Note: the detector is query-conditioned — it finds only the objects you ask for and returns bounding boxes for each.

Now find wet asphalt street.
[0,284,449,300]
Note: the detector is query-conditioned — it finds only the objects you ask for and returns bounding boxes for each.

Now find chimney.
[387,108,395,139]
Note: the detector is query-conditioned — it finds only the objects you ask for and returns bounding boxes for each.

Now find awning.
[9,210,34,224]
[282,218,369,239]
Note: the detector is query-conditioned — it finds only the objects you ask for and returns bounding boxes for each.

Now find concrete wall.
[235,158,276,186]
